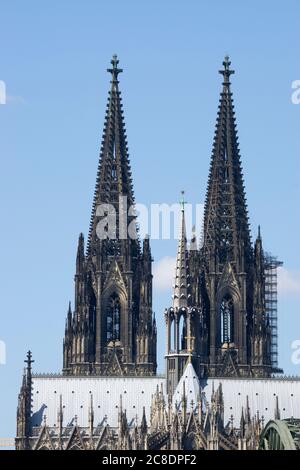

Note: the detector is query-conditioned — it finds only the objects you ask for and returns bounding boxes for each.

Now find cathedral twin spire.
[87,54,136,254]
[62,54,277,382]
[166,56,277,387]
[203,56,251,269]
[63,55,156,377]
[16,55,284,452]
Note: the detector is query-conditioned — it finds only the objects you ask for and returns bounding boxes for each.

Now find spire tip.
[24,350,34,370]
[107,54,123,82]
[180,190,186,212]
[219,55,235,84]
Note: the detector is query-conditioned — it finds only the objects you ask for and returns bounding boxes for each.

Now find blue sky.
[0,0,300,441]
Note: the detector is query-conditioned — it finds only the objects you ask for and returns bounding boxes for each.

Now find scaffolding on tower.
[264,252,283,369]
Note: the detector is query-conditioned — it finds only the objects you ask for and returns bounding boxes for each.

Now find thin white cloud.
[6,95,26,105]
[277,267,300,297]
[153,256,176,292]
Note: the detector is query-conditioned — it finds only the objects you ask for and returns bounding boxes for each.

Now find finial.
[57,395,63,433]
[185,334,195,363]
[219,55,235,86]
[119,394,123,413]
[24,350,34,372]
[258,225,261,240]
[180,190,186,212]
[107,54,123,83]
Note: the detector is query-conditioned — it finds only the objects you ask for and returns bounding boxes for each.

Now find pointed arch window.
[179,314,187,351]
[107,293,121,342]
[220,295,234,343]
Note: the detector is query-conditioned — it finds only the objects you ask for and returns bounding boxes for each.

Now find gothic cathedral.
[16,56,298,452]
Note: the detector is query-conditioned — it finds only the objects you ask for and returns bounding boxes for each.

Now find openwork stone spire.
[196,57,278,379]
[173,192,190,309]
[63,57,156,377]
[203,56,251,267]
[87,54,136,253]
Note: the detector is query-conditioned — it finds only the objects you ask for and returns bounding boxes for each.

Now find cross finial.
[185,334,195,362]
[107,54,123,83]
[180,190,187,212]
[24,350,34,371]
[219,55,235,86]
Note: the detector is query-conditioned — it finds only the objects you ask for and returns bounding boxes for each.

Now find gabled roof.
[173,362,200,410]
[33,423,55,450]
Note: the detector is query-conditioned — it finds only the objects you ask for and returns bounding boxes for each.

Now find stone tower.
[198,56,274,377]
[63,56,157,376]
[166,57,280,390]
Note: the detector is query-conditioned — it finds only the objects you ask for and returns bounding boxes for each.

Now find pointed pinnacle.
[274,395,280,420]
[180,190,186,212]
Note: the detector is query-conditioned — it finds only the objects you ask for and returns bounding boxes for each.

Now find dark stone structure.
[165,57,281,393]
[63,56,157,376]
[16,56,289,452]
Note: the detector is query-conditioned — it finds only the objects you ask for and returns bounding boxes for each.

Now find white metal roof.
[172,363,300,425]
[203,377,300,426]
[31,373,300,430]
[31,375,165,429]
